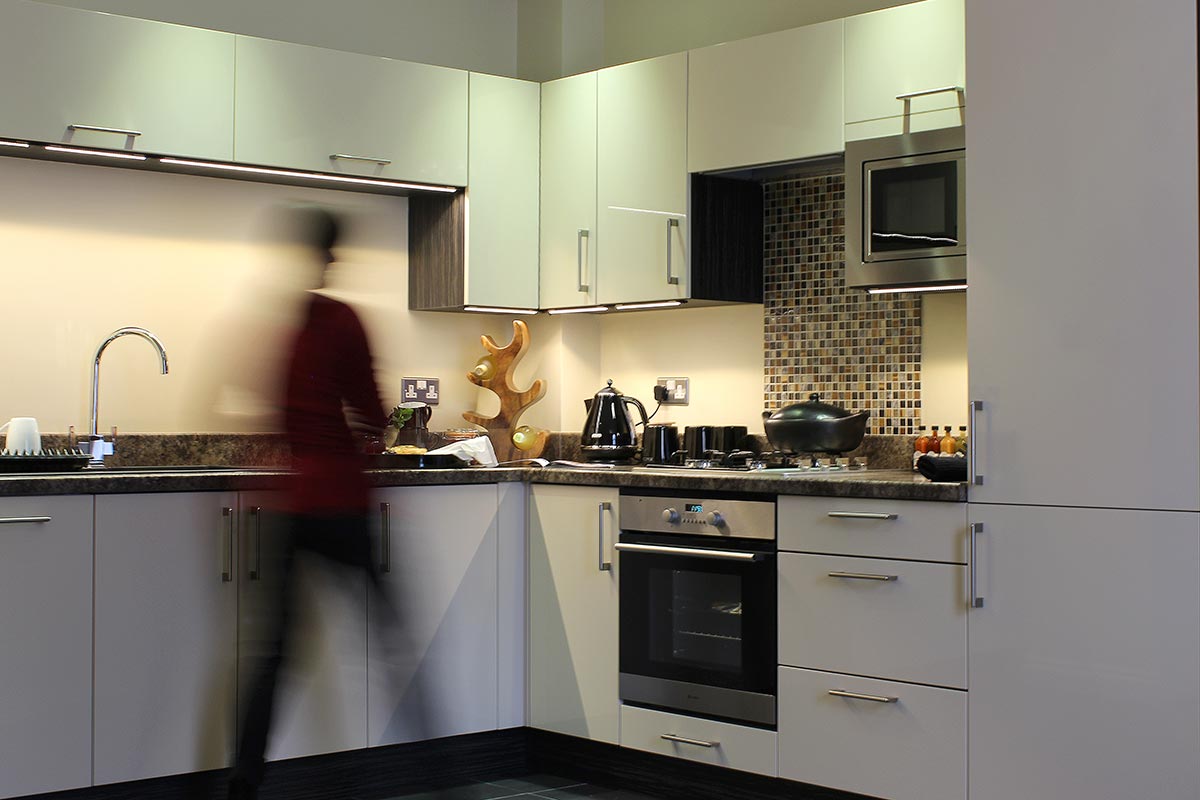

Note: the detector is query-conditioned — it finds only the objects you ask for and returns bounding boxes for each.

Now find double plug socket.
[655,377,689,405]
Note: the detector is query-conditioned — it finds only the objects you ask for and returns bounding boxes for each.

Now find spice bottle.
[956,425,969,456]
[913,426,931,469]
[940,425,957,454]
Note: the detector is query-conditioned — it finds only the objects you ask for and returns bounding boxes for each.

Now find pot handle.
[624,396,650,427]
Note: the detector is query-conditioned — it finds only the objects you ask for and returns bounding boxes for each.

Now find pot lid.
[768,393,857,422]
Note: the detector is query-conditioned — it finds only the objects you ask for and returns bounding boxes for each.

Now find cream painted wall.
[0,157,560,435]
[920,292,968,430]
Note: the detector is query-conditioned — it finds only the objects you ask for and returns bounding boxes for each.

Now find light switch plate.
[400,377,440,405]
[656,377,690,405]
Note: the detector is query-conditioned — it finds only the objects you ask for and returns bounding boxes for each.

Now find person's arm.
[339,304,387,431]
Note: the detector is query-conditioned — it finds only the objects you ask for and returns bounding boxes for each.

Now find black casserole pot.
[762,393,870,454]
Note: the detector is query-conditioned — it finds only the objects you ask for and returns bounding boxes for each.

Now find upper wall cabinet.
[596,53,689,306]
[688,21,843,172]
[0,0,234,159]
[234,36,468,186]
[844,0,965,141]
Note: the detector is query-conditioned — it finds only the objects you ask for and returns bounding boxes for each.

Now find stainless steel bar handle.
[598,501,612,572]
[330,153,393,165]
[248,507,262,581]
[221,507,234,582]
[968,400,983,485]
[828,571,898,582]
[665,218,680,285]
[380,502,392,574]
[969,522,984,608]
[826,511,898,521]
[828,689,898,703]
[613,542,760,562]
[577,229,591,292]
[0,516,52,525]
[896,86,965,101]
[68,124,142,137]
[661,733,718,748]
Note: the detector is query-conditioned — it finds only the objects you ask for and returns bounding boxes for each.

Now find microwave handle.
[896,85,964,101]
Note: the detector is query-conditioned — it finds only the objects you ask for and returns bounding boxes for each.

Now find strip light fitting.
[45,145,146,161]
[547,306,609,315]
[866,283,967,295]
[463,306,539,315]
[160,158,457,193]
[0,140,30,148]
[614,300,683,310]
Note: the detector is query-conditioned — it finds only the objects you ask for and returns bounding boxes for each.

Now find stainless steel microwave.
[845,126,966,290]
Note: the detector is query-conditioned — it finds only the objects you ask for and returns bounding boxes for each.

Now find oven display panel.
[685,503,703,513]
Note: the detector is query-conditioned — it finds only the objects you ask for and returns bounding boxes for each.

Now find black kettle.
[581,379,649,462]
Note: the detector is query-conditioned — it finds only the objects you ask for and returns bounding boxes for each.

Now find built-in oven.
[617,491,777,728]
[845,125,966,291]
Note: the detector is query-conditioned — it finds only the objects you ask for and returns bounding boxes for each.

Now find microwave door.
[865,152,966,263]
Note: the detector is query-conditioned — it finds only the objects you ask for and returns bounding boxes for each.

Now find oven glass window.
[649,569,743,674]
[869,160,959,253]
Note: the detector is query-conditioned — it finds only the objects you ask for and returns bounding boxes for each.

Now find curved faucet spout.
[90,327,170,439]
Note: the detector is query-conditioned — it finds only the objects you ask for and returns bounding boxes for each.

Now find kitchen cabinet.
[539,72,599,309]
[596,53,689,306]
[966,0,1198,510]
[966,504,1200,800]
[408,74,540,310]
[687,21,843,172]
[93,492,238,784]
[619,704,776,777]
[844,0,965,141]
[368,484,500,744]
[0,0,235,159]
[0,496,93,800]
[237,492,368,761]
[528,484,620,743]
[234,35,467,185]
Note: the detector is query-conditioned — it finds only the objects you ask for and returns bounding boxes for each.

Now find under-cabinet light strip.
[463,306,540,315]
[866,283,967,295]
[614,300,683,310]
[0,140,30,148]
[159,157,457,193]
[45,145,146,161]
[547,306,609,315]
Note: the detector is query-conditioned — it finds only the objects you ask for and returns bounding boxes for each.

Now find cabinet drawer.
[779,495,966,562]
[619,704,776,777]
[779,553,966,688]
[779,666,966,800]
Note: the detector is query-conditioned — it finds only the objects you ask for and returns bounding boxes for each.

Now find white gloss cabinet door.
[844,0,965,140]
[528,484,620,743]
[597,53,688,305]
[0,496,92,799]
[0,0,235,158]
[540,72,598,309]
[688,21,843,172]
[369,485,499,745]
[966,0,1198,510]
[967,504,1200,800]
[93,493,238,784]
[234,36,468,185]
[465,73,540,310]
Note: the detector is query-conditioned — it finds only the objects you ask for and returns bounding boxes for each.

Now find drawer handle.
[330,153,393,165]
[828,689,898,704]
[828,571,898,582]
[0,516,52,525]
[661,733,719,748]
[68,123,142,138]
[826,511,898,520]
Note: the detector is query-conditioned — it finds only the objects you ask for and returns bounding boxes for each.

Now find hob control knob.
[662,508,681,524]
[705,511,726,528]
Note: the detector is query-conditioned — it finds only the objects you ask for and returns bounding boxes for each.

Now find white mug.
[0,417,41,454]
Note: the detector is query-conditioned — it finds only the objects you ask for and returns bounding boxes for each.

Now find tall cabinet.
[965,1,1200,798]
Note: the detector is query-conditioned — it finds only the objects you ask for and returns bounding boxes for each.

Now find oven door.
[617,531,776,727]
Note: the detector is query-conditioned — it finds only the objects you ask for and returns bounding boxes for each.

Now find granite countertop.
[0,464,965,501]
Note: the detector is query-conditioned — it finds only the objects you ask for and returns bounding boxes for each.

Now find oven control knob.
[705,511,726,528]
[661,508,681,524]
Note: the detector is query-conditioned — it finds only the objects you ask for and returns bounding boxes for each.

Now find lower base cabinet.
[619,704,776,777]
[0,496,93,800]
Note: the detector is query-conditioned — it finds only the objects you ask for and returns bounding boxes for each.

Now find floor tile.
[383,782,530,800]
[531,784,661,800]
[486,775,586,793]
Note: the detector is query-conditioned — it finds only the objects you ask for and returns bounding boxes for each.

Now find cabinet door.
[528,484,620,743]
[844,0,965,140]
[0,0,234,159]
[966,0,1199,509]
[237,492,368,761]
[688,21,843,172]
[540,72,598,309]
[465,73,540,309]
[234,36,468,185]
[967,504,1200,800]
[597,53,688,305]
[0,496,92,799]
[369,485,499,745]
[94,493,238,784]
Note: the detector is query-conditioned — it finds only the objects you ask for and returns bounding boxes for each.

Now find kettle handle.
[624,396,650,427]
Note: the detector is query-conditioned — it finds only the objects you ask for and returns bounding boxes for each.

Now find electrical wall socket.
[400,377,440,405]
[656,377,690,405]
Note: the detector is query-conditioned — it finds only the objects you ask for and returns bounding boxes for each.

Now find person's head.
[268,203,343,288]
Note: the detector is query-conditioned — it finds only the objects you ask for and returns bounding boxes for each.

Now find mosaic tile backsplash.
[763,170,921,436]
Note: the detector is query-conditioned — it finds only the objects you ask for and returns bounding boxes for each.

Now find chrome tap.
[88,327,169,465]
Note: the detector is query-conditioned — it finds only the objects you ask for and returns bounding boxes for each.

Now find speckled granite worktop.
[0,465,965,502]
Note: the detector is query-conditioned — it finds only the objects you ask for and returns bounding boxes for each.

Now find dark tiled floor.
[381,774,663,800]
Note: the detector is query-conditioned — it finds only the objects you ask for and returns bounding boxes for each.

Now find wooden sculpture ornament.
[463,319,549,461]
